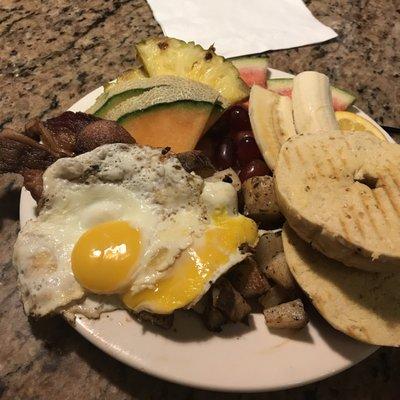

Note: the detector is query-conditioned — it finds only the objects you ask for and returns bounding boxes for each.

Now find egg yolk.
[122,211,258,314]
[71,221,141,294]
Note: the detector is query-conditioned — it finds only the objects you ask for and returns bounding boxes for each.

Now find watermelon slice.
[231,55,268,88]
[267,78,356,111]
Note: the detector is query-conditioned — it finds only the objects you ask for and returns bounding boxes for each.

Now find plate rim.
[72,315,377,392]
[19,67,387,392]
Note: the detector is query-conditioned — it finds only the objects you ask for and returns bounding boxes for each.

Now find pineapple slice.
[136,37,249,105]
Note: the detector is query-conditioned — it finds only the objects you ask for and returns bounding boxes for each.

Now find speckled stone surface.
[0,1,399,399]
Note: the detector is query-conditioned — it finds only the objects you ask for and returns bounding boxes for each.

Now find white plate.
[20,69,391,392]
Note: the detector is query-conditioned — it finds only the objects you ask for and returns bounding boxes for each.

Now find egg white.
[14,144,207,316]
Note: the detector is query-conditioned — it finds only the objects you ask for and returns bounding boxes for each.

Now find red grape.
[205,110,230,137]
[216,137,235,170]
[231,129,253,144]
[236,136,262,167]
[239,159,271,182]
[229,105,251,132]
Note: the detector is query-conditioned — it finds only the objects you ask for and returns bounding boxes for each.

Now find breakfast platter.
[2,37,397,392]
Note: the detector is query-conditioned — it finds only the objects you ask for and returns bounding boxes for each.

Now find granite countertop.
[0,1,399,399]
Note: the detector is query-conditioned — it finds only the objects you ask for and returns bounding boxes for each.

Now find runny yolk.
[71,220,141,294]
[122,211,258,314]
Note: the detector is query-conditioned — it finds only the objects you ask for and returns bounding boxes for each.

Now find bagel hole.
[354,174,378,190]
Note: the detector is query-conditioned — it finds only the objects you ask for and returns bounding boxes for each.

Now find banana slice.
[292,71,339,135]
[249,86,296,171]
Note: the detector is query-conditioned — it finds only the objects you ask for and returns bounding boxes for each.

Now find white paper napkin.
[147,0,337,58]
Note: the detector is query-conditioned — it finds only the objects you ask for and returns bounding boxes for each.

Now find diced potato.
[263,299,309,329]
[202,304,227,332]
[258,285,291,309]
[191,292,209,314]
[264,252,297,291]
[255,231,283,271]
[212,278,251,322]
[242,176,283,228]
[228,257,269,298]
[136,311,174,329]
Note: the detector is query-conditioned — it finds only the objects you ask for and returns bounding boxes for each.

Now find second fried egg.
[14,144,207,316]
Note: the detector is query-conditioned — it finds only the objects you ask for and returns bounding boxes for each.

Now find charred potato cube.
[263,252,297,291]
[212,278,251,322]
[242,176,283,228]
[255,231,283,271]
[136,311,174,329]
[191,292,209,314]
[258,285,292,309]
[263,299,309,329]
[202,304,227,332]
[228,257,269,298]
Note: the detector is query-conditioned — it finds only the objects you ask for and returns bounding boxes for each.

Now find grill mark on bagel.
[326,157,338,178]
[355,186,383,240]
[321,143,339,177]
[385,168,400,193]
[343,196,366,240]
[338,147,349,169]
[339,216,351,240]
[351,210,366,239]
[307,144,324,177]
[371,189,391,226]
[380,177,400,215]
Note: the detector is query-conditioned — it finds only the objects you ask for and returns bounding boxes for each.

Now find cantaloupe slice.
[88,75,195,116]
[93,77,224,152]
[119,101,215,153]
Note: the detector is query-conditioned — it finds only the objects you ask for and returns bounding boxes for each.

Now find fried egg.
[14,143,258,318]
[122,204,258,314]
[14,144,206,316]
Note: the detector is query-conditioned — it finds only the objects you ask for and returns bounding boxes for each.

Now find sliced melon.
[101,78,223,152]
[93,88,148,118]
[88,73,188,115]
[136,37,249,104]
[119,101,218,153]
[267,78,356,111]
[230,55,269,87]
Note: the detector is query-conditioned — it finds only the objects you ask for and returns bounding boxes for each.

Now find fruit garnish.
[239,159,270,182]
[267,78,356,111]
[136,37,249,104]
[228,105,251,132]
[215,137,235,170]
[335,111,387,141]
[230,55,269,87]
